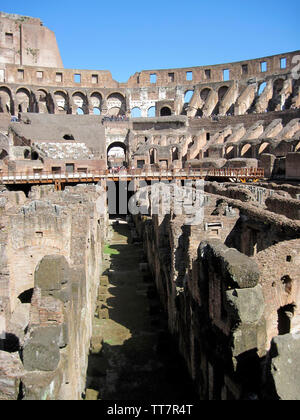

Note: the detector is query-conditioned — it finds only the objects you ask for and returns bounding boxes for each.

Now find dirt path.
[85,219,196,401]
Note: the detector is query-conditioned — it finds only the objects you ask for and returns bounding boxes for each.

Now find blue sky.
[2,0,300,82]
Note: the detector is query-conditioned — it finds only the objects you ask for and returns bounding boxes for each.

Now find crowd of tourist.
[101,115,129,124]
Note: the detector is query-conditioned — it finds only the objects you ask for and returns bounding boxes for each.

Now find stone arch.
[258,82,267,96]
[107,92,126,116]
[240,143,252,158]
[36,89,53,114]
[172,146,179,161]
[200,88,212,101]
[225,145,235,159]
[218,86,229,101]
[90,92,102,114]
[131,107,142,118]
[0,86,13,114]
[16,87,31,113]
[160,106,172,116]
[54,91,70,114]
[149,147,158,164]
[147,106,156,117]
[76,107,84,115]
[107,141,127,166]
[0,149,8,160]
[184,90,194,104]
[72,91,88,114]
[268,78,285,111]
[258,142,271,155]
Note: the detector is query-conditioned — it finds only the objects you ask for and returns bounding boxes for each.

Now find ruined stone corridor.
[85,219,196,400]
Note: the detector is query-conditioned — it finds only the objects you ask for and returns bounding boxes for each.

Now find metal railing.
[0,167,264,184]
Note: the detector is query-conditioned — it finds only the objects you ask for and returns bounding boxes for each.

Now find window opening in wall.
[92,74,98,84]
[93,107,101,115]
[223,69,230,81]
[205,69,211,80]
[52,167,61,174]
[131,107,141,118]
[242,64,248,75]
[66,163,75,173]
[63,134,74,140]
[184,90,194,103]
[258,82,267,96]
[168,72,175,83]
[76,107,84,115]
[281,275,293,295]
[277,304,296,335]
[18,289,34,304]
[261,61,267,72]
[186,71,193,81]
[150,74,157,84]
[147,106,156,117]
[56,73,63,83]
[137,160,145,169]
[36,71,43,79]
[18,69,24,80]
[5,33,13,45]
[74,74,81,83]
[206,133,210,141]
[280,58,287,69]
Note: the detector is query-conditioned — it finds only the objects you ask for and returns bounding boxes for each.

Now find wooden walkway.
[0,168,264,190]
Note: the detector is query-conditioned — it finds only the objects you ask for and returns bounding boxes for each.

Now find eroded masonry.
[0,12,299,400]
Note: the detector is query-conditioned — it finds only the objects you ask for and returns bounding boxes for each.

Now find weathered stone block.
[34,255,70,293]
[22,327,62,372]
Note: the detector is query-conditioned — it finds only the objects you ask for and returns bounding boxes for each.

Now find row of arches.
[223,140,300,159]
[0,86,127,116]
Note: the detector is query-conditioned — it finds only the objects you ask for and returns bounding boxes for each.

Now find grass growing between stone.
[103,243,120,255]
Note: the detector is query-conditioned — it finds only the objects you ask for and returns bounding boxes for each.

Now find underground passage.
[84,218,197,400]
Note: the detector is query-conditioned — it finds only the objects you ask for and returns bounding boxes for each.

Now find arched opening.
[72,92,88,114]
[93,107,101,115]
[54,91,69,114]
[37,89,52,114]
[149,148,157,164]
[90,92,102,114]
[16,88,31,113]
[172,147,179,161]
[160,107,171,116]
[184,90,194,104]
[277,304,296,335]
[258,82,267,96]
[0,87,13,114]
[0,149,8,160]
[281,275,293,295]
[225,146,234,159]
[241,144,252,158]
[218,86,229,101]
[200,88,211,102]
[258,142,271,155]
[24,149,30,159]
[18,288,34,304]
[107,142,127,168]
[31,151,39,161]
[147,106,156,117]
[63,134,75,140]
[131,107,142,118]
[107,92,126,116]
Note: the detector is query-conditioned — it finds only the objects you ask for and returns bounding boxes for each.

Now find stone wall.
[0,184,107,400]
[134,188,300,399]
